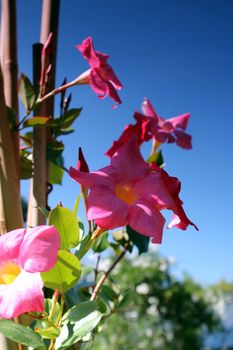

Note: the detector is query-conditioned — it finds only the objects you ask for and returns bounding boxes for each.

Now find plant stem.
[149,138,161,158]
[90,241,130,301]
[94,255,101,282]
[48,339,55,350]
[48,290,59,322]
[55,293,65,326]
[35,78,78,106]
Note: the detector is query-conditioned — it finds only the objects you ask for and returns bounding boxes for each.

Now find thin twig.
[36,78,78,106]
[48,339,55,350]
[90,241,130,301]
[94,255,101,282]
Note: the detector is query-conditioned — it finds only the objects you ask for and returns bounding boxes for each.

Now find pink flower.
[106,119,150,157]
[0,225,60,319]
[106,99,192,156]
[75,37,122,108]
[151,163,198,231]
[139,99,192,149]
[70,138,195,244]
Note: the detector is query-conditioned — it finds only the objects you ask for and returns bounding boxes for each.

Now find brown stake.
[27,0,60,227]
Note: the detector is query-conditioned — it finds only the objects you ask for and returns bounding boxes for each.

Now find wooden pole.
[0,0,23,233]
[0,57,23,232]
[27,0,60,227]
[0,0,20,162]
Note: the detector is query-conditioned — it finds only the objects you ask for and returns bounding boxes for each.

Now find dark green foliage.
[126,225,150,254]
[93,254,220,350]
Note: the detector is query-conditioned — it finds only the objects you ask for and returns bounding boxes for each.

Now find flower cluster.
[106,98,192,156]
[0,36,197,327]
[70,137,197,244]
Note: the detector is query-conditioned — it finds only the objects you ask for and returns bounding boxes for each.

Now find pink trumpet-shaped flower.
[0,225,60,319]
[139,99,192,149]
[75,37,122,108]
[151,163,198,231]
[70,137,196,244]
[106,99,192,156]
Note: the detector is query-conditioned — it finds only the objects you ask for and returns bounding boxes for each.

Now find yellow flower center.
[0,262,21,284]
[115,183,138,205]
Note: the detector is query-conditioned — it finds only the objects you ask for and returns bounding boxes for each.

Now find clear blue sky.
[17,0,233,285]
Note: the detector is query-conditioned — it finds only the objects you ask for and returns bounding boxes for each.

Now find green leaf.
[49,206,80,249]
[59,127,75,135]
[147,149,164,166]
[0,319,45,348]
[117,288,134,310]
[46,139,64,161]
[75,233,92,260]
[92,232,109,253]
[22,131,33,145]
[20,153,33,179]
[46,140,64,163]
[7,106,18,130]
[38,207,50,219]
[126,225,150,254]
[35,326,60,340]
[55,308,102,349]
[60,108,82,129]
[41,250,82,293]
[62,301,98,324]
[100,285,118,302]
[112,230,133,254]
[18,73,36,112]
[49,162,64,185]
[73,194,82,217]
[53,109,82,137]
[23,116,51,127]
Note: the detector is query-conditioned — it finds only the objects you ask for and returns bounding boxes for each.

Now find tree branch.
[90,241,130,301]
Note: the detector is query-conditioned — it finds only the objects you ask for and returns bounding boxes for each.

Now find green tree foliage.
[93,253,220,350]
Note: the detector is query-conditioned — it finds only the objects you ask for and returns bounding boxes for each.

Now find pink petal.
[174,130,192,149]
[100,65,122,90]
[89,68,109,97]
[111,137,151,182]
[74,69,90,85]
[89,69,122,107]
[87,187,128,229]
[107,82,122,108]
[168,214,189,230]
[149,123,169,143]
[173,203,199,231]
[19,225,60,273]
[0,271,44,319]
[141,98,160,122]
[128,200,165,244]
[0,229,25,265]
[134,173,176,210]
[167,113,191,130]
[106,124,138,157]
[106,121,149,157]
[69,165,115,189]
[76,37,103,68]
[77,147,89,172]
